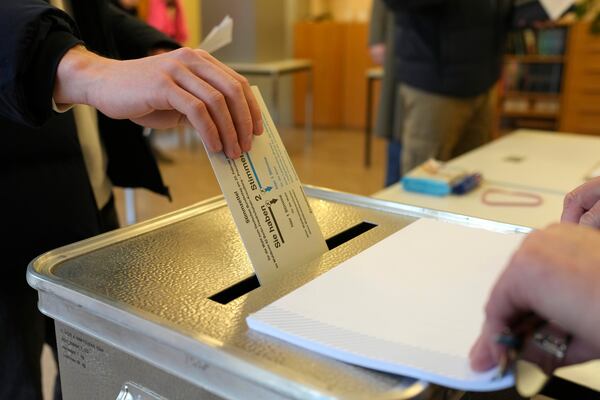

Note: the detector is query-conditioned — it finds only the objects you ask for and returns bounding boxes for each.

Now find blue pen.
[451,173,482,195]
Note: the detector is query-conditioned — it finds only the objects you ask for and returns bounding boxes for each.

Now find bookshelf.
[559,22,600,135]
[495,26,568,136]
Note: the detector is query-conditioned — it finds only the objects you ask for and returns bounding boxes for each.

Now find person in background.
[471,176,600,376]
[0,1,262,399]
[147,0,188,45]
[368,0,402,186]
[380,1,554,175]
[380,0,515,174]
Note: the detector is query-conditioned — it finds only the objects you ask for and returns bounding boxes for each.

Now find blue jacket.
[382,0,514,97]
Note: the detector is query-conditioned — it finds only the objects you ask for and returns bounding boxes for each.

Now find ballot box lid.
[27,186,527,399]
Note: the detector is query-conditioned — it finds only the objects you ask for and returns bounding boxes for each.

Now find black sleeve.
[0,1,83,127]
[512,0,553,28]
[106,4,179,60]
[369,0,389,46]
[381,0,446,12]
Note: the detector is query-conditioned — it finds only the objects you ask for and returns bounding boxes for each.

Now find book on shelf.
[506,27,567,56]
[502,63,562,93]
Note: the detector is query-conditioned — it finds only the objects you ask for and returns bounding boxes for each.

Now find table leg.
[305,68,314,148]
[124,188,136,225]
[365,77,374,167]
[271,72,280,124]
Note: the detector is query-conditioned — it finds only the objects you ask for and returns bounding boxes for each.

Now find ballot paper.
[539,0,574,20]
[199,15,233,54]
[247,218,526,391]
[206,87,328,284]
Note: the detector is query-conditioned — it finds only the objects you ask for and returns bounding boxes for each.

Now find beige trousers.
[399,84,493,174]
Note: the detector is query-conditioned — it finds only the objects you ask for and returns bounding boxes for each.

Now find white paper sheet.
[199,15,233,54]
[539,0,574,20]
[247,218,525,391]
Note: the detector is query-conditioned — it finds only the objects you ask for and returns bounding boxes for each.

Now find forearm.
[53,45,113,107]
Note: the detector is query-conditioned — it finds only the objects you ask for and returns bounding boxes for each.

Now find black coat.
[0,0,178,277]
[382,0,514,97]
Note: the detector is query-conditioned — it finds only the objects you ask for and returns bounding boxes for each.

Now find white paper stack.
[247,218,525,391]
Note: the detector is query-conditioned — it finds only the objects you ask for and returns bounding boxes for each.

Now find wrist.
[53,45,113,107]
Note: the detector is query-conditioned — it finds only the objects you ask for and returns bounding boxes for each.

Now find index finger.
[562,177,600,223]
[201,51,264,136]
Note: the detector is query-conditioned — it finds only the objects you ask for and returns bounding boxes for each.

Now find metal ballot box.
[27,187,527,400]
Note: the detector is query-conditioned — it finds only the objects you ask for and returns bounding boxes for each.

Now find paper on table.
[206,87,328,284]
[247,218,525,391]
[539,0,574,20]
[199,15,233,54]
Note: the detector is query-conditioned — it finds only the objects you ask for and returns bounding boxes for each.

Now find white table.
[372,128,600,392]
[373,129,600,229]
[448,129,600,194]
[227,59,314,146]
[374,181,564,229]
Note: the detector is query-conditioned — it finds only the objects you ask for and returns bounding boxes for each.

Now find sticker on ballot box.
[206,87,328,284]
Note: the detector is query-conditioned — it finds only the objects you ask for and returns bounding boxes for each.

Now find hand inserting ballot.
[53,46,263,159]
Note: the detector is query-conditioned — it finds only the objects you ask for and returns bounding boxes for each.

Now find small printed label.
[58,327,105,370]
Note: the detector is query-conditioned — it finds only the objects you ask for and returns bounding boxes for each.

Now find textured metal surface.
[44,198,416,397]
[55,322,222,400]
[29,188,525,398]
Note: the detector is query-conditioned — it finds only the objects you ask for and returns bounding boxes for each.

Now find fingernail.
[228,144,242,159]
[472,349,498,372]
[255,120,264,135]
[210,142,223,153]
[241,139,251,153]
[469,336,497,371]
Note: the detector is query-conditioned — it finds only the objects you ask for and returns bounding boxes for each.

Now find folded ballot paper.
[199,15,233,54]
[206,87,328,284]
[247,218,526,391]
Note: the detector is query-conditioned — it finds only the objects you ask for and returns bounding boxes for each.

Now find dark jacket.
[382,0,513,97]
[0,0,178,275]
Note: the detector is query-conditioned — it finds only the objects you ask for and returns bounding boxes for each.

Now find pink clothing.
[147,0,188,44]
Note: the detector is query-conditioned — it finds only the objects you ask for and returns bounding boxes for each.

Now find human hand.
[470,223,600,373]
[369,43,386,66]
[53,46,263,159]
[562,177,600,228]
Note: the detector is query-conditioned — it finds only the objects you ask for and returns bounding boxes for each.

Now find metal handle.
[116,382,167,400]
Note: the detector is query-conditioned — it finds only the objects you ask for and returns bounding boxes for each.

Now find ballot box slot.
[209,221,377,305]
[209,275,260,305]
[325,221,377,251]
